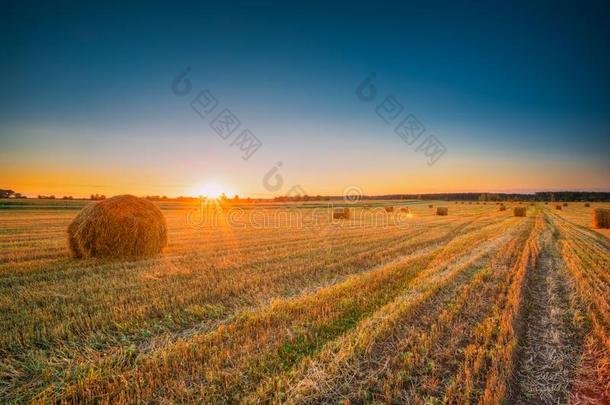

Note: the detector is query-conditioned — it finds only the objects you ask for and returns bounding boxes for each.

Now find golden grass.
[0,201,608,403]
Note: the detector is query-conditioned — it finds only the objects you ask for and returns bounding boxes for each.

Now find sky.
[1,0,609,198]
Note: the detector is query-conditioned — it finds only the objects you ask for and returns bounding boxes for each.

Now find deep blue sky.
[1,0,609,196]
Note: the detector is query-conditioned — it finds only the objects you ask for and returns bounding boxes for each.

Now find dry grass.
[0,200,608,403]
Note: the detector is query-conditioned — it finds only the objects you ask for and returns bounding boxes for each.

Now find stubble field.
[0,200,608,404]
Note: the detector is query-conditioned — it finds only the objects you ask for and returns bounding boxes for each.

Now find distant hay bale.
[499,205,506,211]
[592,208,610,229]
[544,202,548,205]
[384,206,394,212]
[513,207,526,217]
[436,207,448,216]
[556,205,562,210]
[400,207,410,213]
[333,207,352,219]
[563,202,568,207]
[68,195,167,259]
[584,203,590,207]
[428,204,433,208]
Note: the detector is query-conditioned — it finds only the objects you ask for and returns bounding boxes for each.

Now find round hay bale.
[584,203,590,207]
[428,204,433,208]
[563,202,568,207]
[513,207,526,217]
[592,208,610,229]
[333,207,352,220]
[436,207,448,216]
[499,205,506,211]
[68,195,167,258]
[555,205,562,210]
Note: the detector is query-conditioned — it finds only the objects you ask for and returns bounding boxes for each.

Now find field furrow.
[511,218,586,404]
[247,217,531,404]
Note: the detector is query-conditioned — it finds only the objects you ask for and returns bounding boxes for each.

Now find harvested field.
[0,200,608,403]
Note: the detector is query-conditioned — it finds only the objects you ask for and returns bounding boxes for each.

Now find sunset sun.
[192,182,231,199]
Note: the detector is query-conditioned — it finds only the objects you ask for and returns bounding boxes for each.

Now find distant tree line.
[2,189,609,202]
[271,191,610,202]
[418,192,610,202]
[0,189,26,199]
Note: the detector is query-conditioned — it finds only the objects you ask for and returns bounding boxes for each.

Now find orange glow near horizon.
[190,181,232,199]
[2,123,609,199]
[1,152,609,199]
